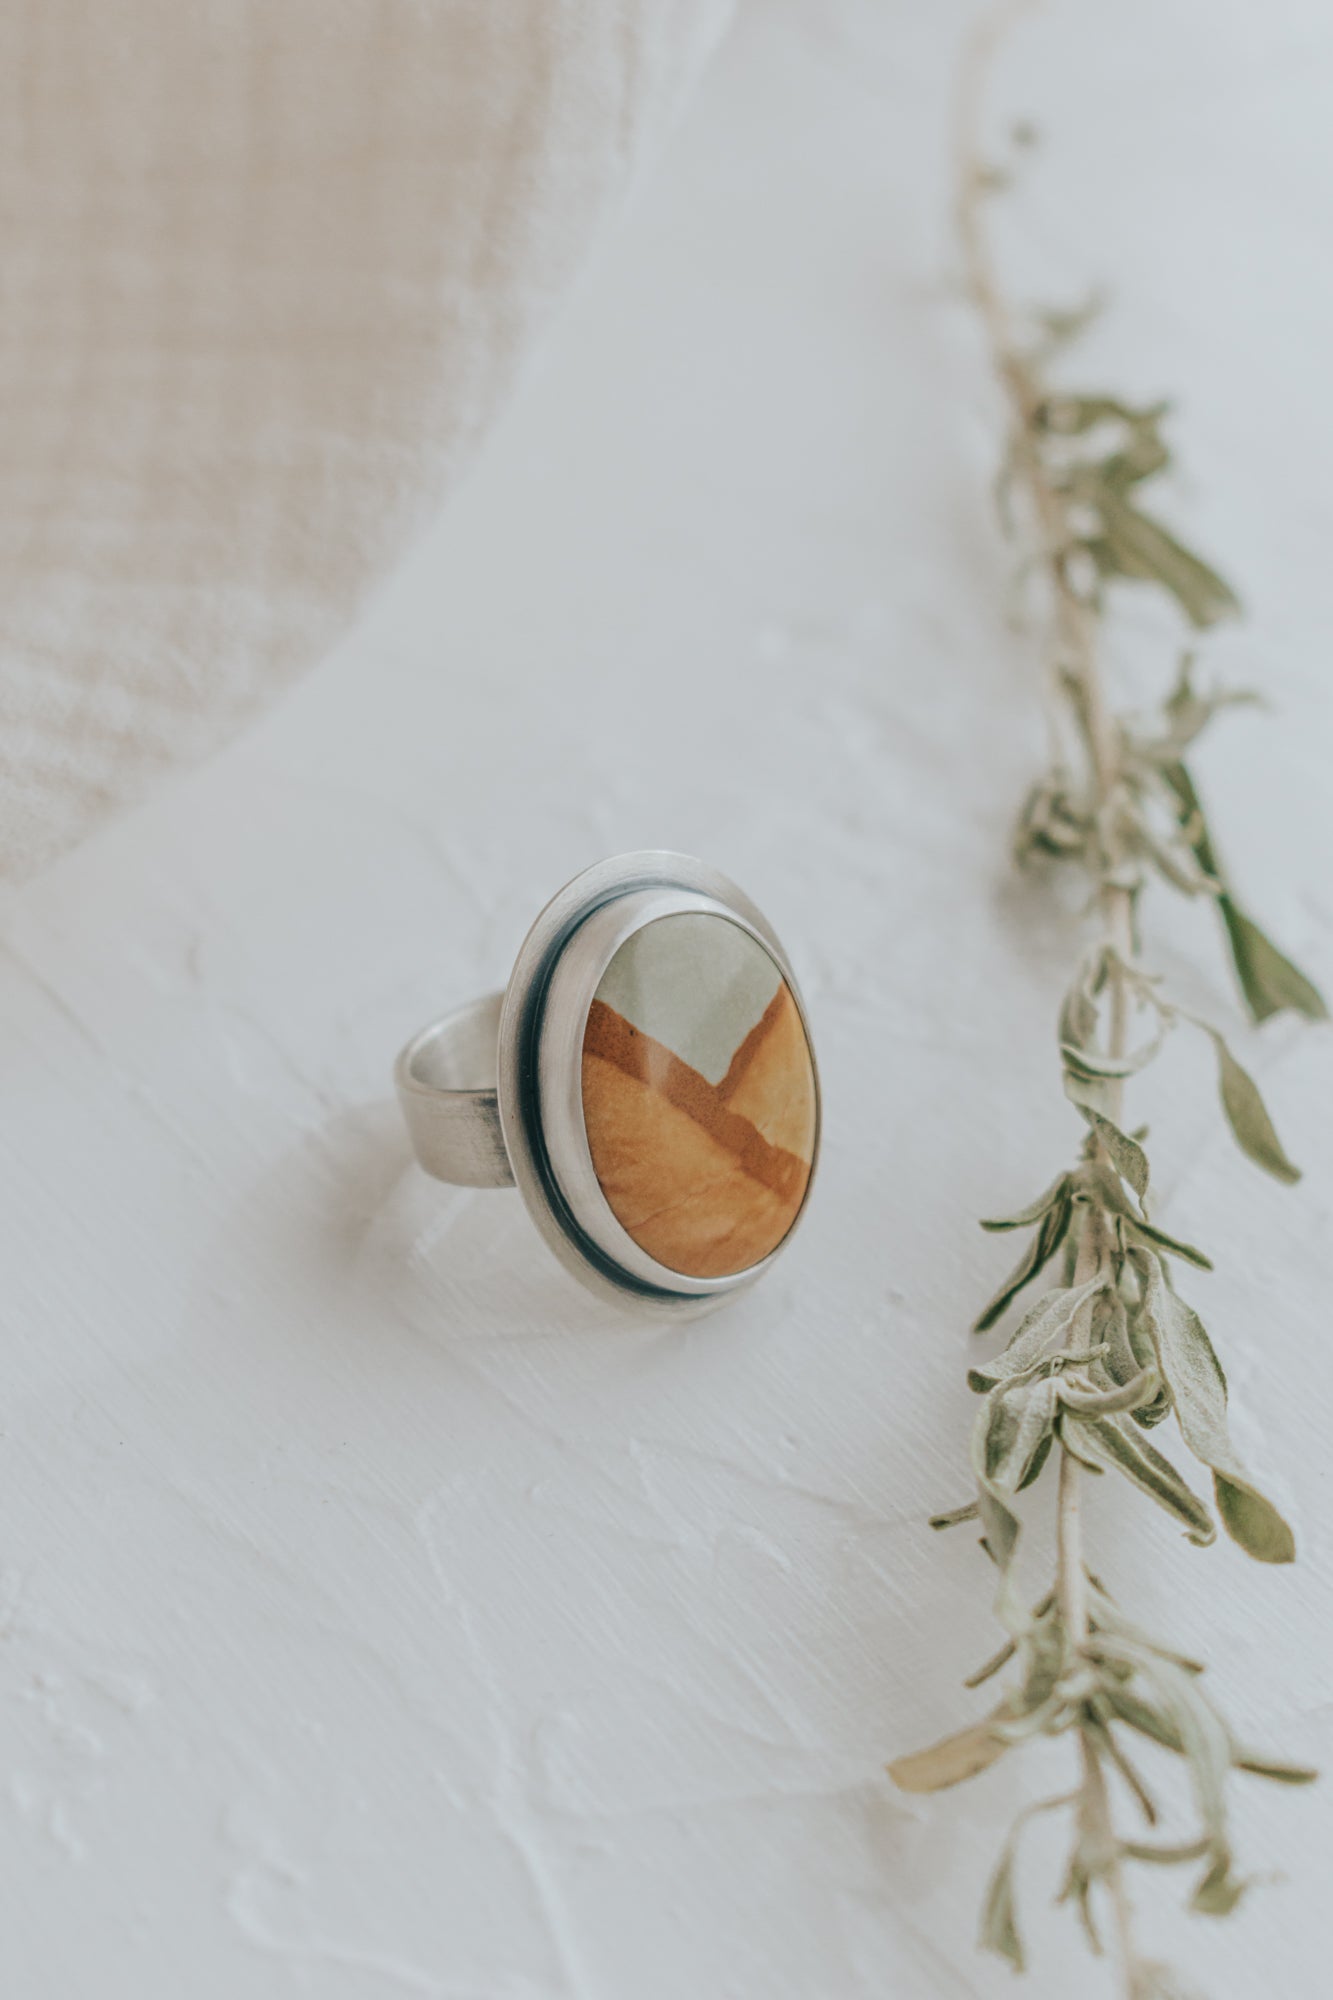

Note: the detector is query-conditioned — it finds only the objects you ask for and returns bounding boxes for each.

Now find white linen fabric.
[0,0,731,880]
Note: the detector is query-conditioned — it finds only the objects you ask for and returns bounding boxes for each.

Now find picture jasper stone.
[581,912,817,1278]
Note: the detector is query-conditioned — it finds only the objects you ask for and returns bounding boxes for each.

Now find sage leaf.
[1099,1639,1232,1848]
[1161,759,1326,1020]
[1055,1412,1107,1474]
[1057,1365,1160,1416]
[1079,1106,1150,1200]
[1129,1388,1173,1431]
[1038,392,1152,434]
[1135,1255,1295,1563]
[1059,977,1100,1052]
[976,1489,1020,1579]
[968,1276,1106,1391]
[977,1787,1081,1970]
[1017,1617,1066,1715]
[1120,1295,1173,1425]
[1215,1480,1295,1566]
[1161,653,1260,750]
[1060,1034,1161,1079]
[1087,1709,1159,1824]
[1017,1428,1054,1492]
[1121,1837,1211,1867]
[1157,758,1221,878]
[1206,1028,1301,1185]
[1191,1854,1246,1917]
[888,1719,1009,1794]
[1071,1413,1216,1544]
[1141,827,1217,900]
[976,1377,1061,1495]
[1096,1289,1148,1388]
[1063,1063,1116,1119]
[1056,1846,1102,1955]
[1101,432,1171,493]
[1232,1750,1317,1785]
[1103,1686,1186,1756]
[1106,1684,1315,1786]
[1220,897,1327,1024]
[978,1838,1024,1971]
[979,1172,1070,1232]
[969,1376,1062,1590]
[974,1193,1072,1332]
[964,1637,1017,1690]
[1087,485,1240,629]
[1126,1216,1213,1271]
[1085,1580,1206,1671]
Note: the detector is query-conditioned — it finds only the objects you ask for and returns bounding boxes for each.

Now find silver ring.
[395,851,821,1318]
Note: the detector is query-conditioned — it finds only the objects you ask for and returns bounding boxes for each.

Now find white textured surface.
[2,3,1331,1995]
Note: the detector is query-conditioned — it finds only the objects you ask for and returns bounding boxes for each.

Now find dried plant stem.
[892,4,1320,1992]
[1060,1241,1140,2000]
[1066,1014,1139,2000]
[960,12,1145,1984]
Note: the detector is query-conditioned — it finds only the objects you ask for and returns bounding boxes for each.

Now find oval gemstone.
[580,912,817,1278]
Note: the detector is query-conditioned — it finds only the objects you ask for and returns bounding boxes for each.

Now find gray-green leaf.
[1206,1028,1301,1185]
[1056,1413,1108,1474]
[1060,1033,1162,1080]
[979,1173,1070,1233]
[1063,1063,1117,1119]
[1059,976,1101,1053]
[1079,1107,1150,1200]
[974,1193,1073,1332]
[978,1838,1024,1971]
[1126,1216,1213,1271]
[976,1377,1061,1496]
[1038,392,1154,435]
[1232,1750,1317,1785]
[969,1375,1063,1587]
[1057,1364,1160,1416]
[1191,1854,1247,1917]
[1105,1684,1316,1786]
[1084,483,1240,629]
[1221,897,1327,1025]
[968,1276,1106,1392]
[1135,1254,1295,1563]
[1099,1639,1232,1848]
[1160,653,1261,751]
[1070,1412,1216,1544]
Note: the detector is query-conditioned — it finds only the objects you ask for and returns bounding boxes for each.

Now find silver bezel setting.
[496,852,820,1318]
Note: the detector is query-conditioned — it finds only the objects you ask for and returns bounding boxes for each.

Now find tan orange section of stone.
[581,989,816,1279]
[718,985,818,1161]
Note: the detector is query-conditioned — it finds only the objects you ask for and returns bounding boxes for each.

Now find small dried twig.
[889,6,1322,1994]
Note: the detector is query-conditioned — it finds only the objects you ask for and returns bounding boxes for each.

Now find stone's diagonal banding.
[583,997,809,1202]
[718,986,789,1102]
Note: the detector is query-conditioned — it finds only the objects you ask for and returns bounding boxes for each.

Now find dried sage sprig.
[889,6,1321,1992]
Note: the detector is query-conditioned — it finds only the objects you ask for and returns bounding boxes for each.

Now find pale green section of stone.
[593,913,782,1085]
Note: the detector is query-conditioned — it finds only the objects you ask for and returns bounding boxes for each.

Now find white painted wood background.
[2,3,1330,1994]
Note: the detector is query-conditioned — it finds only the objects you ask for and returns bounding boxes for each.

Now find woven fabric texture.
[0,0,730,879]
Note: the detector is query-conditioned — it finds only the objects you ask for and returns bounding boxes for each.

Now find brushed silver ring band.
[395,992,513,1189]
